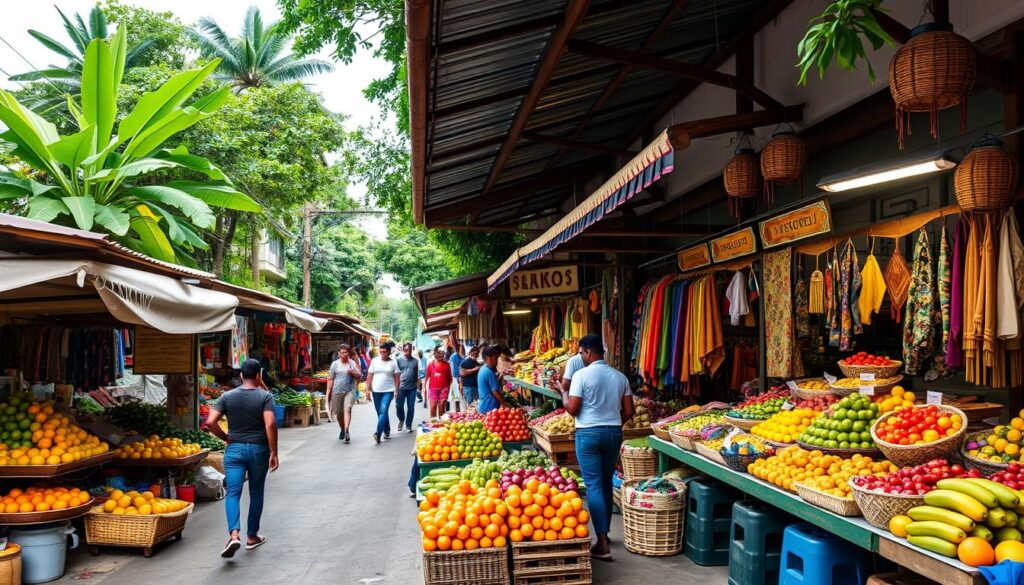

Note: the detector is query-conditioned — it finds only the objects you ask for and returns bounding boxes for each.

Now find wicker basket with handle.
[870,405,967,468]
[961,431,1009,475]
[84,504,193,557]
[837,360,902,379]
[848,479,924,528]
[620,443,657,480]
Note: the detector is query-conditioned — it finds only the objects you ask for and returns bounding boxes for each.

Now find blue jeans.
[574,426,622,537]
[395,388,417,429]
[462,386,478,404]
[408,455,419,494]
[223,442,271,537]
[371,392,394,436]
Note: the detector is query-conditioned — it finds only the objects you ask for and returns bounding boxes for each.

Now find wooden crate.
[285,406,313,428]
[511,538,591,585]
[422,547,508,585]
[531,427,575,464]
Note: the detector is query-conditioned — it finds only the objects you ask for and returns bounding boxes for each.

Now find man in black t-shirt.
[207,359,279,558]
[459,346,482,406]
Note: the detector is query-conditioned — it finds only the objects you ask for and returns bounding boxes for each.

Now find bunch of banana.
[537,347,566,361]
[899,477,1024,558]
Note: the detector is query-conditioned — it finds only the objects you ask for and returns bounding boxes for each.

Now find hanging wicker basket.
[954,139,1018,211]
[724,147,760,219]
[889,23,976,148]
[760,131,805,200]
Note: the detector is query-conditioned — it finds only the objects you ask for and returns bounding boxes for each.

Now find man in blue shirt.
[476,347,507,414]
[559,334,634,561]
[448,345,464,412]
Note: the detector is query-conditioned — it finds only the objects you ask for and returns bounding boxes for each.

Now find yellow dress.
[858,253,887,325]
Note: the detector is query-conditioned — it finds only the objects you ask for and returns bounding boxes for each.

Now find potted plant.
[796,0,894,85]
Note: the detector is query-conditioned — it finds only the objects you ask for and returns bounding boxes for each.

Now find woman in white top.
[365,342,401,444]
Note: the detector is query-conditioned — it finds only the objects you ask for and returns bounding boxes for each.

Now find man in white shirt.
[558,335,634,561]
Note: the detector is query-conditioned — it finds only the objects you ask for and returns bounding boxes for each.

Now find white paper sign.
[786,381,800,391]
[859,373,876,381]
[782,401,795,411]
[823,372,838,385]
[926,391,943,405]
[859,386,875,396]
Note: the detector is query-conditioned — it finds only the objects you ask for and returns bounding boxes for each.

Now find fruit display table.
[0,451,116,478]
[109,449,210,468]
[648,437,984,585]
[506,378,561,407]
[531,427,575,464]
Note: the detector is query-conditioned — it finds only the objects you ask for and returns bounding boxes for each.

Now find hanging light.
[817,150,957,192]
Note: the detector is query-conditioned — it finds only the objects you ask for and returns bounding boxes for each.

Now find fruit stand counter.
[649,437,984,585]
[506,378,561,406]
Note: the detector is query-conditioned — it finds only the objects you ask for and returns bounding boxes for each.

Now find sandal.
[221,538,242,558]
[246,535,267,550]
[590,546,613,562]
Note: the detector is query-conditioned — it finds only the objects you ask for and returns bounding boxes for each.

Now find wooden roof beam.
[567,39,784,110]
[437,225,724,237]
[479,0,594,199]
[522,132,636,158]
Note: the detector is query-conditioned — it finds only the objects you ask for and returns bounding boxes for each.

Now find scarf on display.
[884,243,912,322]
[838,240,857,351]
[937,224,951,355]
[903,229,936,375]
[963,215,981,383]
[858,242,887,326]
[996,213,1024,386]
[826,249,839,347]
[947,217,967,369]
[725,270,750,326]
[795,269,810,340]
[809,255,824,314]
[763,248,794,378]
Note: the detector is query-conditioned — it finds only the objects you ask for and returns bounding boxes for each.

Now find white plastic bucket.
[7,522,77,584]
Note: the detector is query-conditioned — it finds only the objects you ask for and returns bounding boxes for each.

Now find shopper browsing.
[366,342,401,444]
[395,343,419,433]
[326,344,361,443]
[425,348,453,419]
[459,346,482,406]
[206,359,279,558]
[558,334,634,561]
[448,345,464,413]
[476,347,508,414]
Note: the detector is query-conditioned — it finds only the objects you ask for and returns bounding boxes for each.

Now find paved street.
[57,400,727,585]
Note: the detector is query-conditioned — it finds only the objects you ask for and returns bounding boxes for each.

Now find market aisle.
[56,398,728,584]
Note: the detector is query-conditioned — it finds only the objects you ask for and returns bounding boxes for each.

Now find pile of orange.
[0,486,91,513]
[748,446,893,493]
[0,400,109,466]
[504,478,589,543]
[417,478,589,552]
[115,436,201,460]
[99,489,189,516]
[418,480,509,551]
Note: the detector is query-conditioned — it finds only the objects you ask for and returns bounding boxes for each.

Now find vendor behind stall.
[476,347,507,414]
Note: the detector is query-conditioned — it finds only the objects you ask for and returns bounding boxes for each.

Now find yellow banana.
[965,478,1021,509]
[907,535,958,558]
[936,479,1000,509]
[907,506,975,532]
[923,489,989,522]
[904,521,966,543]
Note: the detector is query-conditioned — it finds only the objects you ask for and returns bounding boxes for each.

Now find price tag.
[823,372,838,385]
[859,385,875,396]
[927,391,943,405]
[786,380,800,391]
[781,401,795,411]
[859,373,876,381]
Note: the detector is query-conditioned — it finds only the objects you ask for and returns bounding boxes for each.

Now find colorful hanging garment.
[850,244,864,335]
[903,229,936,375]
[947,217,967,369]
[937,224,951,354]
[858,245,887,326]
[884,243,912,322]
[838,240,856,351]
[795,273,810,340]
[997,212,1024,387]
[963,215,981,383]
[763,249,794,378]
[725,271,749,326]
[978,214,1000,387]
[699,276,725,375]
[826,249,839,347]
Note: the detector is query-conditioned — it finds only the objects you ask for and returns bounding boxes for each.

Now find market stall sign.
[133,327,196,374]
[759,200,832,248]
[710,227,757,263]
[677,243,711,271]
[509,265,579,298]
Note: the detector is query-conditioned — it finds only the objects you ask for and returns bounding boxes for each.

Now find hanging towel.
[963,216,981,383]
[850,245,864,335]
[947,217,967,369]
[937,224,951,353]
[903,229,936,375]
[826,249,839,347]
[725,271,750,326]
[858,251,887,325]
[763,249,794,378]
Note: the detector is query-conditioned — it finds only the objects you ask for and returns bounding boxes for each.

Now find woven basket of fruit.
[620,439,657,480]
[795,482,861,516]
[838,352,902,378]
[720,450,769,473]
[789,378,832,400]
[795,441,881,458]
[961,431,1010,475]
[695,442,726,465]
[870,405,967,468]
[85,502,193,557]
[668,428,698,451]
[720,434,772,473]
[723,415,762,431]
[830,375,903,397]
[848,479,924,528]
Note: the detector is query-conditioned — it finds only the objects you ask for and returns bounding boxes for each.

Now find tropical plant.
[0,27,260,264]
[9,5,158,115]
[190,6,334,91]
[796,0,894,85]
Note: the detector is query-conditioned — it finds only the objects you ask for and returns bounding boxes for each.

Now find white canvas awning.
[236,298,328,332]
[0,259,238,334]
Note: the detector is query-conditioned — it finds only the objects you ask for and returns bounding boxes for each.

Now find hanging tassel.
[809,253,824,314]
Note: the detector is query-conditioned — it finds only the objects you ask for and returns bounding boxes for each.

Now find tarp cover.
[0,259,238,334]
[237,298,328,332]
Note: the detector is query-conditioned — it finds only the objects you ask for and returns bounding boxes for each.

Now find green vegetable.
[274,389,312,408]
[625,437,650,448]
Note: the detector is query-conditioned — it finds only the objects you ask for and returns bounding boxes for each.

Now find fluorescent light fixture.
[503,309,532,316]
[817,151,957,193]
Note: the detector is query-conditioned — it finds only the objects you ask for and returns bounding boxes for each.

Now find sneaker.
[221,538,241,558]
[407,427,414,434]
[397,424,404,433]
[373,433,381,444]
[344,432,351,444]
[384,432,390,440]
[338,431,344,441]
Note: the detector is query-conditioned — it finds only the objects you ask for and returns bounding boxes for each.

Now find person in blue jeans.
[459,346,481,406]
[366,342,401,444]
[206,359,280,558]
[559,334,634,561]
[395,343,419,432]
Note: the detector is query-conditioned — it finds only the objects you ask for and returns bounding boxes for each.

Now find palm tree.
[191,6,334,91]
[10,5,155,116]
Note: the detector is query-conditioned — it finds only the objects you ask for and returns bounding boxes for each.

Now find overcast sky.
[0,0,405,298]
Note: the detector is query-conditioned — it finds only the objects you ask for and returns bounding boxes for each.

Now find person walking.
[476,347,508,414]
[206,359,279,558]
[417,349,427,403]
[448,345,464,412]
[395,343,419,433]
[558,334,634,561]
[366,342,401,444]
[425,347,453,419]
[459,346,482,407]
[326,344,361,443]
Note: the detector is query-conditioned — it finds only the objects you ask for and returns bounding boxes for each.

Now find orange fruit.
[531,516,544,529]
[465,513,479,527]
[545,529,558,541]
[888,515,912,538]
[505,494,521,508]
[493,535,507,548]
[456,525,470,540]
[507,516,520,529]
[423,538,437,551]
[437,535,451,551]
[543,506,556,519]
[531,530,545,542]
[465,538,479,551]
[995,540,1024,563]
[958,537,995,567]
[577,510,590,524]
[575,524,589,538]
[18,503,32,513]
[442,521,459,538]
[510,529,523,542]
[550,517,563,531]
[470,527,484,540]
[520,491,534,507]
[423,525,439,540]
[479,536,492,548]
[525,478,540,493]
[560,527,575,540]
[484,524,499,539]
[533,494,548,507]
[564,516,578,529]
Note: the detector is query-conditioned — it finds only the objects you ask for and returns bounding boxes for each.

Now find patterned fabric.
[838,241,855,351]
[938,224,951,351]
[850,244,863,335]
[947,218,966,369]
[763,249,793,378]
[826,250,839,347]
[903,229,936,375]
[884,246,911,322]
[795,275,810,339]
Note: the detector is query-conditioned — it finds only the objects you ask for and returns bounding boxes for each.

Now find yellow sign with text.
[759,200,832,248]
[710,227,757,263]
[677,243,712,271]
[509,265,579,298]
